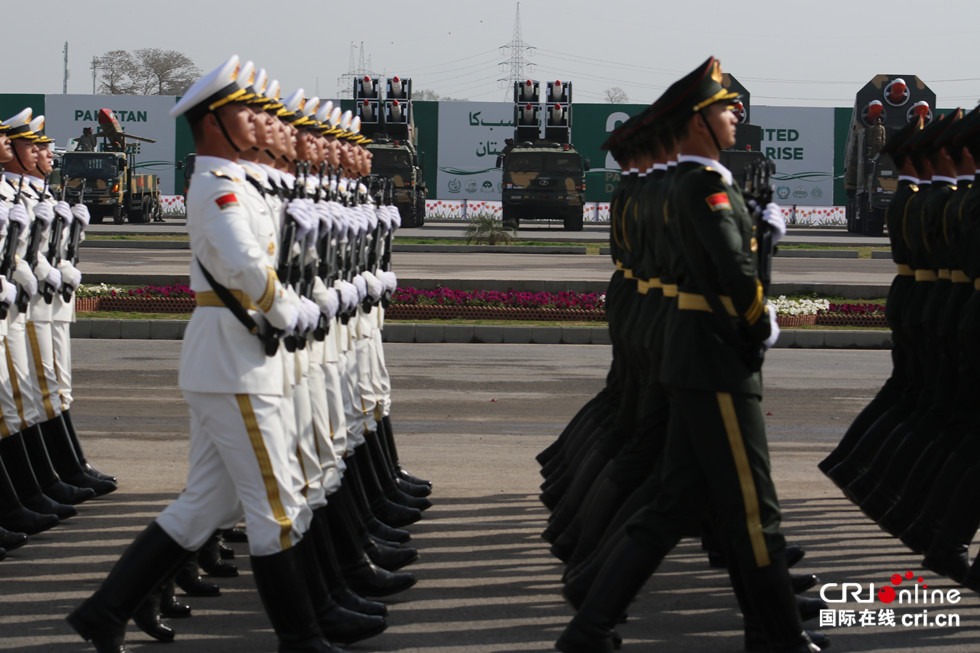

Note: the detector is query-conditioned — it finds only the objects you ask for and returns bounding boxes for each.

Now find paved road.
[78,247,897,292]
[89,219,890,248]
[1,342,976,652]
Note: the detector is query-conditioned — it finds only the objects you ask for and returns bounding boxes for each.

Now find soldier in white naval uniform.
[67,55,348,653]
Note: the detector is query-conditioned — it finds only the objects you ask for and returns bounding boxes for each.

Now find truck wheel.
[563,212,583,231]
[502,208,518,229]
[112,204,124,224]
[415,191,426,227]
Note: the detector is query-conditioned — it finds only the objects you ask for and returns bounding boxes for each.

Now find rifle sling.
[196,259,279,356]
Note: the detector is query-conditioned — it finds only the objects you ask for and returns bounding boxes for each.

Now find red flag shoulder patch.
[215,193,239,210]
[705,192,731,211]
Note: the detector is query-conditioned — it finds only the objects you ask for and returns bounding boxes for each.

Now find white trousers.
[157,391,312,556]
[5,316,43,427]
[0,338,22,436]
[51,320,73,410]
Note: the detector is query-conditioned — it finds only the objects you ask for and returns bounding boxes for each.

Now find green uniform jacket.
[660,160,770,396]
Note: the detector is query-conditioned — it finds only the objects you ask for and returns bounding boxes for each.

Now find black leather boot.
[133,583,175,642]
[0,430,78,520]
[326,495,416,598]
[296,533,387,644]
[738,555,823,652]
[175,557,220,596]
[381,415,430,487]
[337,482,411,544]
[347,453,420,528]
[66,522,191,653]
[0,441,63,534]
[250,545,349,653]
[365,428,431,509]
[4,428,93,507]
[61,409,117,483]
[159,576,191,618]
[556,534,663,653]
[311,506,387,617]
[199,531,238,577]
[0,524,29,552]
[38,418,116,496]
[221,526,248,542]
[364,532,418,571]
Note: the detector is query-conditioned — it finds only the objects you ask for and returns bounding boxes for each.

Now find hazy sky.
[13,0,980,108]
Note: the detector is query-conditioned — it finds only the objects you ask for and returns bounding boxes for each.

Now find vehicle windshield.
[61,154,120,180]
[369,148,412,173]
[506,152,581,173]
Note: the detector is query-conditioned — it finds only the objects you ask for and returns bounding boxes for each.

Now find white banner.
[43,95,178,195]
[752,106,835,206]
[436,102,511,199]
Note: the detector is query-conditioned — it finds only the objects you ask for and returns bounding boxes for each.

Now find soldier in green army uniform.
[556,57,822,653]
[842,113,962,514]
[821,118,922,480]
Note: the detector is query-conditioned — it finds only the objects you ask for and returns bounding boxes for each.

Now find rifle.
[0,175,26,319]
[282,161,312,352]
[41,178,70,303]
[742,157,777,296]
[62,180,86,301]
[17,178,46,313]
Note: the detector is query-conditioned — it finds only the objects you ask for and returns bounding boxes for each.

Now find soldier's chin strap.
[698,110,724,154]
[213,113,242,153]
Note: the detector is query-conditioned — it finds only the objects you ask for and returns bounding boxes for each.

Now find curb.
[83,240,189,249]
[69,320,891,349]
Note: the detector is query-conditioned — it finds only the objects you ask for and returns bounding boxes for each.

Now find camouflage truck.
[60,149,162,224]
[356,75,426,228]
[496,80,589,231]
[365,138,426,228]
[843,75,935,235]
[498,141,587,231]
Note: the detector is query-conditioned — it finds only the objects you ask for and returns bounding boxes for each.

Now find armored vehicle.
[497,80,589,231]
[356,75,426,227]
[61,109,162,224]
[843,75,935,235]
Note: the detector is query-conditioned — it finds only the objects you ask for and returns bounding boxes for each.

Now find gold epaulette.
[951,270,971,284]
[210,170,242,182]
[896,264,914,276]
[914,270,938,282]
[938,269,952,281]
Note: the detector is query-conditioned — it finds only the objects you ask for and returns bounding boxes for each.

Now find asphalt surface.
[1,342,978,652]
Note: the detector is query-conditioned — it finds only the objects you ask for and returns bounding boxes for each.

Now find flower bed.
[385,304,606,322]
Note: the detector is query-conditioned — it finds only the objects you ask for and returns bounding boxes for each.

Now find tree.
[414,89,468,102]
[93,50,138,95]
[604,87,629,104]
[94,48,202,95]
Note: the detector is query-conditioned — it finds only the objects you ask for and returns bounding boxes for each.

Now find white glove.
[336,280,358,313]
[319,287,340,319]
[44,267,63,291]
[8,204,29,229]
[286,199,316,243]
[763,303,780,350]
[0,204,9,228]
[297,296,319,333]
[12,261,37,298]
[362,271,383,301]
[32,201,54,228]
[58,261,82,289]
[315,202,333,236]
[387,205,402,230]
[54,201,74,224]
[282,304,299,333]
[352,274,367,301]
[378,270,398,294]
[762,202,786,245]
[0,277,16,307]
[71,203,91,228]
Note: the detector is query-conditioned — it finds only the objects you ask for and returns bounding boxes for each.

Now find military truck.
[60,149,161,224]
[496,80,589,231]
[843,75,935,235]
[355,75,426,227]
